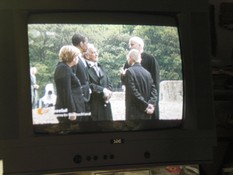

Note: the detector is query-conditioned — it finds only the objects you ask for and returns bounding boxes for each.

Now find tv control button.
[103,155,108,160]
[86,156,91,161]
[73,155,82,164]
[110,154,114,159]
[144,152,151,159]
[93,155,98,160]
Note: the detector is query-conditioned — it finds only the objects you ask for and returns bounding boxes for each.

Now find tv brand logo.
[111,138,124,144]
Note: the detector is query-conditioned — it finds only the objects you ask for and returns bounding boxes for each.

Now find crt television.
[0,0,216,174]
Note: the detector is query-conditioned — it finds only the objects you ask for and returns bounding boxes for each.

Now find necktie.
[94,64,100,76]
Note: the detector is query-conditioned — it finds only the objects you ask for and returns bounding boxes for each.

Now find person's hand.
[89,88,92,94]
[120,68,127,76]
[145,104,155,115]
[103,88,112,103]
[68,112,77,121]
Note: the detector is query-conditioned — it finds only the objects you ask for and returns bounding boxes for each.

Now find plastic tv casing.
[0,0,216,174]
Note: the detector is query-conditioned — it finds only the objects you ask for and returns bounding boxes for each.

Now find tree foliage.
[28,24,182,97]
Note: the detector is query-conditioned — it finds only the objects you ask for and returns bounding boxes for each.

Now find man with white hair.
[124,49,158,120]
[121,36,160,119]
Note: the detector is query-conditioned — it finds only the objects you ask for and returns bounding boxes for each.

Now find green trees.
[28,24,182,97]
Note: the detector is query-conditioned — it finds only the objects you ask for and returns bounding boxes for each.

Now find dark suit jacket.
[54,62,85,113]
[123,52,160,119]
[73,58,91,112]
[87,63,113,121]
[123,52,160,91]
[124,63,158,120]
[140,52,160,91]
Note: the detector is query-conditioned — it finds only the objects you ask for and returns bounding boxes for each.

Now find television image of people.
[28,23,183,134]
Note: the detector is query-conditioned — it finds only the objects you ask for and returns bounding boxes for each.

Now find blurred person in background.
[30,66,39,109]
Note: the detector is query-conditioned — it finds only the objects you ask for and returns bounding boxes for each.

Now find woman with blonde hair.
[54,45,85,119]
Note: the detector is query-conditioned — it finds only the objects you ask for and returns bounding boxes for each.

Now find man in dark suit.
[124,49,158,120]
[85,44,113,121]
[122,36,160,119]
[72,33,91,116]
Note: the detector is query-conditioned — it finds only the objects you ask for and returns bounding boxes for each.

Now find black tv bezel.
[0,0,216,174]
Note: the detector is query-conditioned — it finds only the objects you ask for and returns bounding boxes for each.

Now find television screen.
[28,14,183,134]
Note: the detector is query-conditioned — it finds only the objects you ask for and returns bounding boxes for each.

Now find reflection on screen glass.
[28,24,183,134]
